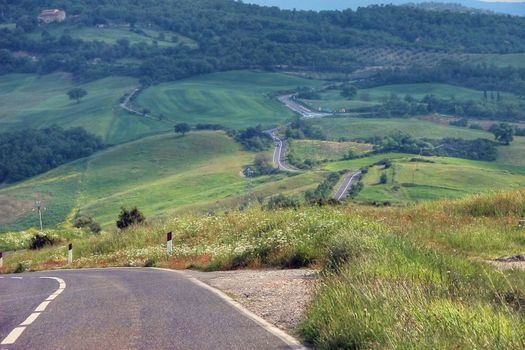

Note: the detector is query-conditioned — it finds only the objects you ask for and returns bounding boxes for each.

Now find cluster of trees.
[2,1,525,82]
[367,93,525,122]
[305,172,341,204]
[366,62,525,96]
[228,126,273,151]
[247,153,278,177]
[0,126,104,183]
[370,132,498,161]
[285,116,326,140]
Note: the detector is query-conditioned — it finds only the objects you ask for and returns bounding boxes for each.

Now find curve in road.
[0,268,305,350]
[334,171,362,201]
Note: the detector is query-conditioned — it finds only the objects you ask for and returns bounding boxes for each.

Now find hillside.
[246,0,525,16]
[2,0,525,85]
[0,73,165,144]
[0,131,323,232]
[2,190,525,348]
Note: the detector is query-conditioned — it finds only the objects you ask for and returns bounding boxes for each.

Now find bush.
[14,263,26,273]
[266,194,300,210]
[29,233,56,250]
[379,173,388,184]
[73,215,102,233]
[116,207,146,229]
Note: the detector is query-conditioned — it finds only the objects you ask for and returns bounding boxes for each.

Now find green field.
[0,131,321,231]
[308,117,492,141]
[474,53,525,68]
[28,25,196,48]
[135,70,325,129]
[0,73,167,144]
[496,136,525,168]
[288,139,373,162]
[300,83,507,113]
[326,153,525,204]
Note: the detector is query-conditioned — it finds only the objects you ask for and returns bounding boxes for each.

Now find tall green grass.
[3,190,525,349]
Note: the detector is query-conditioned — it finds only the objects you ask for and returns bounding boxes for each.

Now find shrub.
[73,215,102,233]
[266,194,300,210]
[379,173,388,184]
[14,263,26,273]
[116,207,146,229]
[29,232,56,250]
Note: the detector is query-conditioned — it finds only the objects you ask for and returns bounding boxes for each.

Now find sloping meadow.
[2,190,525,348]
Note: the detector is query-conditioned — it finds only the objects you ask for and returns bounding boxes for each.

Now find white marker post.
[167,232,173,256]
[0,252,3,269]
[67,243,73,264]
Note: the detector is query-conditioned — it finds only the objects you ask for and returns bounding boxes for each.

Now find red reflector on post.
[68,243,72,250]
[167,232,173,241]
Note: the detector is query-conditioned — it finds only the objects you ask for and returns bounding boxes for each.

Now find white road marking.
[0,277,66,346]
[20,313,40,326]
[336,171,362,201]
[10,277,23,280]
[1,327,26,345]
[155,268,306,350]
[35,301,51,312]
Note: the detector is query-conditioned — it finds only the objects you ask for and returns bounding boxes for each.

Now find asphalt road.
[334,171,362,201]
[278,95,330,119]
[0,268,303,350]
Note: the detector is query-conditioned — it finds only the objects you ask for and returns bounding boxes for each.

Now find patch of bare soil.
[490,255,525,271]
[0,194,36,225]
[186,269,318,334]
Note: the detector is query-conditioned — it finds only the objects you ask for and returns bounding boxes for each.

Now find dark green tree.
[67,88,88,103]
[174,123,191,136]
[116,207,145,229]
[490,123,515,145]
[340,85,358,100]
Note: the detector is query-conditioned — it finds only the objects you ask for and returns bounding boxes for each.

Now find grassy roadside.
[2,190,525,348]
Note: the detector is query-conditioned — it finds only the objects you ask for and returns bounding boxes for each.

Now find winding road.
[274,95,361,200]
[0,268,304,350]
[334,172,362,201]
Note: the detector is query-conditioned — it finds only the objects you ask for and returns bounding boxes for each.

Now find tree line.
[0,126,104,183]
[1,1,525,83]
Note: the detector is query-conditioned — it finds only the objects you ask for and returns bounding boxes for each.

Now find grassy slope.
[0,73,168,144]
[308,117,491,140]
[135,70,324,129]
[302,83,511,112]
[0,131,321,231]
[324,145,525,203]
[474,53,525,68]
[27,25,196,48]
[289,139,373,162]
[2,191,525,348]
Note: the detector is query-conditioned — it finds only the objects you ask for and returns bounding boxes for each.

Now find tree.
[490,123,515,145]
[379,173,388,184]
[340,85,358,100]
[174,123,191,136]
[67,88,87,103]
[116,207,145,229]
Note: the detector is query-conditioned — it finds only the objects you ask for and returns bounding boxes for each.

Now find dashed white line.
[336,171,362,201]
[34,301,51,312]
[1,327,26,345]
[0,276,66,346]
[20,313,40,326]
[10,277,23,280]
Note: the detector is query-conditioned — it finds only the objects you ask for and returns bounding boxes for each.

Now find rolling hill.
[246,0,525,16]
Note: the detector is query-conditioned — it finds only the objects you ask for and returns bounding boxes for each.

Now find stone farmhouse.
[38,9,66,24]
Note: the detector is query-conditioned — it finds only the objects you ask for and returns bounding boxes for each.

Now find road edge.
[151,267,309,350]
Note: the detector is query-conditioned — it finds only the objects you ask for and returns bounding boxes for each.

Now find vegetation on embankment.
[2,190,525,348]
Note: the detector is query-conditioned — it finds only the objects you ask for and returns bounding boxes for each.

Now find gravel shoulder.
[185,269,318,335]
